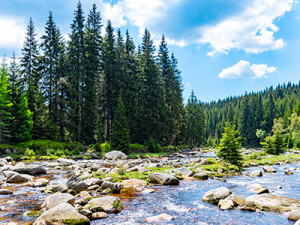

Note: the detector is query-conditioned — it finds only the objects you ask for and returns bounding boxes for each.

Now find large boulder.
[218,199,234,210]
[103,150,127,160]
[149,173,179,185]
[45,193,75,210]
[57,158,77,166]
[0,171,7,183]
[67,176,88,193]
[249,184,269,194]
[202,187,231,204]
[238,194,300,213]
[194,172,209,180]
[3,171,33,183]
[225,194,244,206]
[0,189,13,195]
[43,183,68,194]
[101,181,123,193]
[0,158,9,166]
[33,203,89,225]
[86,196,123,214]
[14,165,47,175]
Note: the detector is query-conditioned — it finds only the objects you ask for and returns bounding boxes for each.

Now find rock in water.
[67,176,89,193]
[263,166,276,173]
[193,172,209,180]
[14,165,47,175]
[3,171,33,183]
[33,203,90,225]
[202,187,231,204]
[144,213,174,223]
[239,194,300,213]
[289,210,300,221]
[225,194,244,206]
[249,184,269,194]
[103,150,127,160]
[149,173,179,185]
[0,189,13,195]
[86,196,123,214]
[45,193,75,210]
[249,170,263,177]
[174,167,194,176]
[101,181,123,193]
[218,199,234,210]
[57,158,77,166]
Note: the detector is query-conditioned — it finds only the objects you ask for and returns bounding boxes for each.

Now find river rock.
[91,212,108,220]
[295,220,300,225]
[285,170,294,175]
[57,158,77,166]
[31,178,49,187]
[250,184,269,194]
[33,203,89,225]
[3,171,33,183]
[67,176,89,193]
[0,158,9,166]
[44,183,68,193]
[86,196,123,214]
[144,213,174,223]
[101,181,123,193]
[141,188,156,194]
[175,167,194,176]
[202,187,231,204]
[45,193,75,210]
[250,170,263,177]
[239,194,300,212]
[0,171,7,183]
[103,150,127,160]
[149,173,179,185]
[225,194,244,206]
[263,166,276,173]
[289,210,300,221]
[194,172,209,180]
[14,165,47,175]
[218,199,234,210]
[121,179,147,188]
[84,178,102,186]
[0,189,13,194]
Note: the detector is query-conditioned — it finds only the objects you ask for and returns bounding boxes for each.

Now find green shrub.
[162,145,177,152]
[129,143,145,153]
[146,138,162,153]
[24,148,35,157]
[261,131,285,155]
[100,142,112,154]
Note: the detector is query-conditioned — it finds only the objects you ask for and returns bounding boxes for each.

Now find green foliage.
[146,137,162,153]
[111,97,130,153]
[100,142,112,154]
[217,122,243,165]
[261,131,285,155]
[129,143,146,153]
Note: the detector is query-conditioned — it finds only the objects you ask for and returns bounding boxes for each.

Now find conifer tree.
[111,97,130,153]
[217,122,243,165]
[100,20,117,142]
[81,3,102,144]
[0,60,12,143]
[8,54,33,142]
[68,1,85,141]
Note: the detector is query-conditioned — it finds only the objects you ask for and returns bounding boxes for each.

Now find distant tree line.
[0,1,299,152]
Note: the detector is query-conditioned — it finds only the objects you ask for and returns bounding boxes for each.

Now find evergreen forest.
[0,2,299,155]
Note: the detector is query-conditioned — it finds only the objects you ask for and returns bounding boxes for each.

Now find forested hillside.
[0,1,299,152]
[203,83,300,148]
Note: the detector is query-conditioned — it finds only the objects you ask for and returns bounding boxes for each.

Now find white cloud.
[100,0,127,28]
[219,60,277,79]
[0,17,26,49]
[199,0,296,56]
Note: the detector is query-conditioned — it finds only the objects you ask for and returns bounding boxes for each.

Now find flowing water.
[0,161,299,225]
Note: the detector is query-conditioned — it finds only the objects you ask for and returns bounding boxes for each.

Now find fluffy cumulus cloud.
[0,17,26,49]
[199,0,296,56]
[219,60,277,79]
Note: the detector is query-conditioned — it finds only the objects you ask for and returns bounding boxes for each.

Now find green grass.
[243,153,300,166]
[127,152,169,159]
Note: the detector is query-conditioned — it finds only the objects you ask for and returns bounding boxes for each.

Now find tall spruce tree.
[139,29,165,144]
[0,60,12,143]
[81,3,102,144]
[111,96,130,153]
[21,18,43,139]
[9,54,33,142]
[68,1,85,141]
[100,20,117,142]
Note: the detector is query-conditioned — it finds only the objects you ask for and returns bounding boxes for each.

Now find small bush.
[146,138,162,153]
[129,143,146,153]
[24,148,35,157]
[162,145,177,152]
[100,142,112,154]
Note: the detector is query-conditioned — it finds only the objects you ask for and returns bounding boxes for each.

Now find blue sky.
[0,0,300,102]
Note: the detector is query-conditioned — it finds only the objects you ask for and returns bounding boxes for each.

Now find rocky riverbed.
[0,149,299,225]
